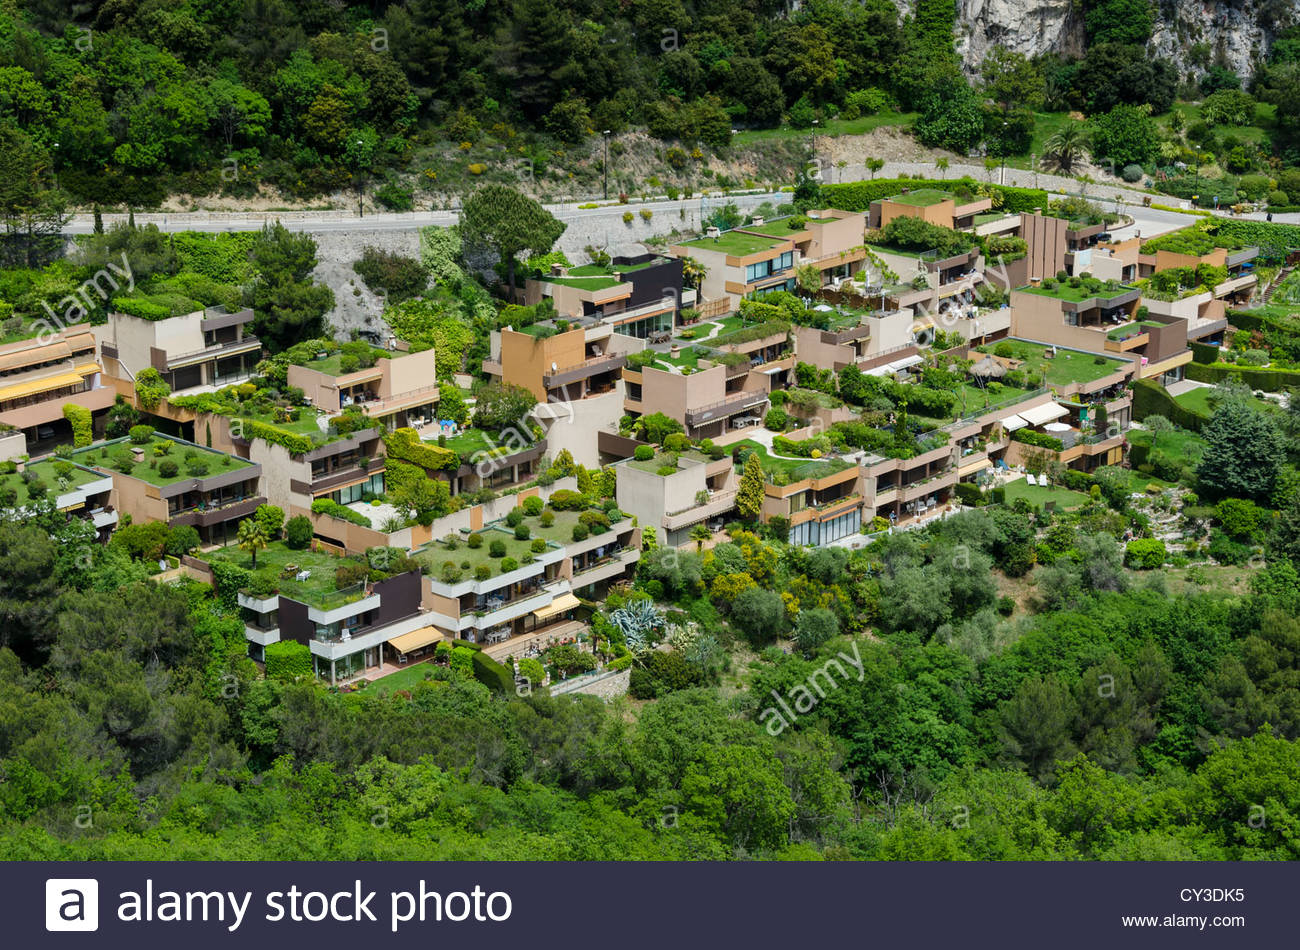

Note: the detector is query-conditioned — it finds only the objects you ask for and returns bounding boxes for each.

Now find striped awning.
[533,592,581,621]
[0,371,85,402]
[387,626,443,654]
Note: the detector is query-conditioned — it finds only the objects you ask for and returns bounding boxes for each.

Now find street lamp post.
[51,141,59,191]
[603,130,611,201]
[355,140,364,218]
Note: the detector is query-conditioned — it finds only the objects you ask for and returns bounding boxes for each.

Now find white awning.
[958,457,993,477]
[889,354,925,371]
[1018,402,1069,426]
[1001,414,1028,432]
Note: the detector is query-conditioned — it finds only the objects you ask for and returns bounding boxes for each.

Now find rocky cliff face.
[890,0,1293,81]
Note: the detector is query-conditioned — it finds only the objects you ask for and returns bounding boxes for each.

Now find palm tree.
[680,255,706,292]
[237,518,268,568]
[689,523,712,551]
[935,157,949,179]
[1041,122,1091,176]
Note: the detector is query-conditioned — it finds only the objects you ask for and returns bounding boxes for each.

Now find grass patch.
[731,439,852,482]
[1001,479,1090,510]
[1171,385,1274,416]
[366,660,444,695]
[0,457,102,503]
[72,436,252,487]
[1020,282,1136,303]
[205,540,361,609]
[885,188,954,207]
[679,230,787,255]
[415,524,557,577]
[977,339,1128,387]
[302,347,388,376]
[730,110,918,145]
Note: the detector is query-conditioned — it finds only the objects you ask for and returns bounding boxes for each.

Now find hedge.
[1131,378,1206,431]
[954,481,983,506]
[1185,361,1300,392]
[383,426,459,470]
[1011,429,1064,451]
[62,403,93,447]
[451,638,515,692]
[1189,340,1220,364]
[265,640,312,681]
[311,497,373,527]
[240,417,316,454]
[1212,219,1300,265]
[819,177,1049,215]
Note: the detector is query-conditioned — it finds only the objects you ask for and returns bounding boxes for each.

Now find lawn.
[0,316,47,346]
[1001,479,1090,510]
[433,427,535,459]
[679,231,786,256]
[365,660,445,695]
[72,435,252,488]
[731,439,852,482]
[0,457,102,503]
[1129,426,1206,461]
[746,216,810,237]
[978,339,1128,387]
[416,524,557,577]
[302,347,388,376]
[204,540,362,608]
[1020,282,1136,304]
[886,188,953,207]
[1171,385,1274,416]
[675,315,743,342]
[1161,101,1275,148]
[546,276,623,290]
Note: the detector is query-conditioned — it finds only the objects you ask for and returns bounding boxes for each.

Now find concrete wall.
[805,211,866,260]
[0,430,26,462]
[106,311,204,373]
[378,348,438,399]
[876,197,956,229]
[1020,212,1069,283]
[1010,291,1132,355]
[616,458,708,542]
[536,390,625,469]
[499,327,587,401]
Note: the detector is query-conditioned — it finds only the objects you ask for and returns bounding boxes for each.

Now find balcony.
[169,494,266,528]
[1225,247,1259,268]
[306,584,381,626]
[662,488,738,531]
[460,581,571,632]
[573,547,641,585]
[899,470,957,504]
[358,384,442,414]
[90,507,118,529]
[292,462,384,496]
[543,353,628,388]
[685,390,768,427]
[166,335,261,369]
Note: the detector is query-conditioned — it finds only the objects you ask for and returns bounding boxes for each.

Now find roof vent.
[706,226,721,239]
[751,216,764,227]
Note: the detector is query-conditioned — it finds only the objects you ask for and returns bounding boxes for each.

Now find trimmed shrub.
[514,523,530,540]
[540,510,555,527]
[474,565,491,581]
[522,495,544,516]
[158,459,179,478]
[572,524,590,541]
[634,445,655,461]
[467,533,483,549]
[129,424,155,444]
[500,556,519,573]
[63,404,93,447]
[530,538,547,553]
[505,508,524,527]
[265,641,312,682]
[488,538,507,558]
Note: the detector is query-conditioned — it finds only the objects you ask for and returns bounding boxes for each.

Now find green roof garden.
[415,524,561,579]
[428,426,538,460]
[204,540,371,610]
[1140,224,1245,257]
[680,230,787,256]
[71,435,253,487]
[545,275,624,290]
[884,189,954,207]
[744,216,810,237]
[301,345,390,376]
[976,339,1128,387]
[0,456,104,505]
[1020,280,1136,303]
[730,439,853,483]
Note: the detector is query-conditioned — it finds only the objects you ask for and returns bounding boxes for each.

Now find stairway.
[1261,265,1293,304]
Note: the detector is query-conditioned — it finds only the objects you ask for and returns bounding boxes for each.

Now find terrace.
[729,439,854,485]
[72,434,253,488]
[205,540,372,611]
[886,189,954,207]
[0,457,102,500]
[299,346,390,377]
[679,231,787,256]
[415,525,561,580]
[1020,281,1139,305]
[975,339,1129,388]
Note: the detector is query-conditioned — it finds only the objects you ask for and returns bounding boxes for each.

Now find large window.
[787,509,859,546]
[744,252,792,284]
[331,472,384,506]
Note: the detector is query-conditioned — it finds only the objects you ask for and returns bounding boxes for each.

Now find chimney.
[706,226,721,239]
[550,263,566,276]
[751,216,764,227]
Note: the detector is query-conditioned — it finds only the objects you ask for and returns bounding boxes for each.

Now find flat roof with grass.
[680,230,787,256]
[416,524,559,577]
[0,456,103,503]
[977,339,1128,387]
[744,216,810,237]
[730,439,853,483]
[884,189,954,207]
[204,540,367,609]
[71,435,253,487]
[546,276,624,290]
[567,259,662,277]
[301,345,390,377]
[1000,478,1091,511]
[430,427,538,459]
[1019,281,1136,303]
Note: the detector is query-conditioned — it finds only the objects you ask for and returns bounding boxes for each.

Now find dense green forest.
[2,2,1300,212]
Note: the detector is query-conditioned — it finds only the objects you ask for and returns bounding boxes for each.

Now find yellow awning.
[533,592,581,621]
[0,371,85,402]
[72,361,102,377]
[958,457,993,477]
[387,626,444,654]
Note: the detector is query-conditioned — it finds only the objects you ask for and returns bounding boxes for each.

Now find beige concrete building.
[287,346,440,430]
[624,361,771,441]
[483,323,634,403]
[616,449,737,547]
[0,326,115,451]
[524,254,685,339]
[867,189,992,231]
[97,307,261,393]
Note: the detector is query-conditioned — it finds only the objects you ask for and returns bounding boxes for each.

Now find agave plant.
[608,598,665,653]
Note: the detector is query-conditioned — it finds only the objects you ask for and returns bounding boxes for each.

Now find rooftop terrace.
[71,435,253,487]
[680,231,787,256]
